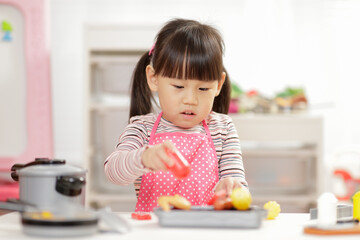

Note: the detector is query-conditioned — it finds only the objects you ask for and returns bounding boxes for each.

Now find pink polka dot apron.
[135,112,219,212]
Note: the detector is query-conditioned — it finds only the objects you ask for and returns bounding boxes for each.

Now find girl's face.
[146,65,225,128]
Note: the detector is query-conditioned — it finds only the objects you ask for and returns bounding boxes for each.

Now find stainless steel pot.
[10,158,87,212]
[0,202,131,237]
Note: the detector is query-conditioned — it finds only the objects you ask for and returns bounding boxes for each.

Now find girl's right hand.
[141,140,175,171]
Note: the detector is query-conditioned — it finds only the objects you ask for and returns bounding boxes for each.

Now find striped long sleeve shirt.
[104,112,247,195]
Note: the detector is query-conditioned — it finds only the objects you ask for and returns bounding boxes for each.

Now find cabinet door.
[91,54,142,96]
[244,153,315,194]
[230,114,323,212]
[91,110,134,194]
[89,53,141,196]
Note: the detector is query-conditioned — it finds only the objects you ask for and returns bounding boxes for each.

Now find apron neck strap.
[202,119,211,137]
[149,112,163,144]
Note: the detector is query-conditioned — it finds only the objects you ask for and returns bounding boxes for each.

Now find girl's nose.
[182,89,198,105]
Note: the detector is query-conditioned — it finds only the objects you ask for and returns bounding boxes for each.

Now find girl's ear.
[215,72,226,96]
[146,65,158,91]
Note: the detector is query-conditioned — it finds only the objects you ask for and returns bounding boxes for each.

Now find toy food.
[213,196,233,210]
[131,212,152,220]
[164,148,191,179]
[263,201,281,219]
[230,187,252,210]
[353,191,360,221]
[207,190,227,205]
[28,211,54,220]
[158,194,191,211]
[40,211,53,219]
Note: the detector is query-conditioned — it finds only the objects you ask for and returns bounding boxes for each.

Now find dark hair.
[129,18,231,119]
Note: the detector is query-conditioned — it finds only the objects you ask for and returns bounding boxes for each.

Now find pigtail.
[212,67,231,114]
[129,52,154,120]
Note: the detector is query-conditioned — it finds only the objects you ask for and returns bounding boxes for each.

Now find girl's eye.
[199,88,209,91]
[173,85,184,89]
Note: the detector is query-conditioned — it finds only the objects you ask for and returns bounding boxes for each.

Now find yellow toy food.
[40,211,53,219]
[263,201,281,219]
[230,187,252,210]
[158,194,191,211]
[28,211,54,220]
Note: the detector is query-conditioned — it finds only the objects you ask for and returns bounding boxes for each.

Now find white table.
[0,212,359,240]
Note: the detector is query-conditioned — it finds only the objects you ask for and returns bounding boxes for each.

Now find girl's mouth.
[182,111,195,115]
[181,111,196,120]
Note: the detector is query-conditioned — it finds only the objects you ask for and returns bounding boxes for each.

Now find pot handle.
[10,164,24,181]
[55,176,86,197]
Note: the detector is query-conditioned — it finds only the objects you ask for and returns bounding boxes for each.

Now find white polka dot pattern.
[135,132,218,212]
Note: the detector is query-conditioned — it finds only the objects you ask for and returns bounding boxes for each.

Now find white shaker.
[317,192,338,227]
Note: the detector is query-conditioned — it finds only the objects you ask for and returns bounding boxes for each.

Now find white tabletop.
[0,212,359,240]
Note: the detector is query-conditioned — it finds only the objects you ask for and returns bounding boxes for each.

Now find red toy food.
[131,212,152,220]
[213,197,233,210]
[164,148,191,179]
[207,190,227,205]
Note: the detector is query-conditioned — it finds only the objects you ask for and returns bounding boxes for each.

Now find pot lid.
[16,158,87,177]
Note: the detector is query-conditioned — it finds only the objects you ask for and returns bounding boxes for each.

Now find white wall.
[50,0,360,170]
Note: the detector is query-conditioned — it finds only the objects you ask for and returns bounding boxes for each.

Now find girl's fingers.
[148,147,168,171]
[214,184,221,193]
[163,140,175,151]
[152,158,168,171]
[225,181,233,195]
[233,181,243,189]
[214,178,244,195]
[220,178,232,193]
[159,142,175,167]
[142,145,168,171]
[214,179,226,194]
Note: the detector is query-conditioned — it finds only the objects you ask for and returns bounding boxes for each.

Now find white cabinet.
[83,25,158,211]
[86,53,140,211]
[230,114,324,212]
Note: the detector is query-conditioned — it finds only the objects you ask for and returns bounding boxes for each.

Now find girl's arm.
[104,120,151,186]
[216,117,248,192]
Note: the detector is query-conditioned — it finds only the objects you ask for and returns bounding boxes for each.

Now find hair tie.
[149,42,156,56]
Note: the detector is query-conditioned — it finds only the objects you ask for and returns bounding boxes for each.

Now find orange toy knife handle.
[333,169,356,201]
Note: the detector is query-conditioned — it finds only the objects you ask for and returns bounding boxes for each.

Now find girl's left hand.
[214,177,244,196]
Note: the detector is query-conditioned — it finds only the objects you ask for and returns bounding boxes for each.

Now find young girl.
[104,18,248,212]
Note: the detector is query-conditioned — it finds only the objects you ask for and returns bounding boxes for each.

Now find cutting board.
[304,224,360,235]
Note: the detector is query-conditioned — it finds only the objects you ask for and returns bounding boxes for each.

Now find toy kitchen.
[2,0,360,239]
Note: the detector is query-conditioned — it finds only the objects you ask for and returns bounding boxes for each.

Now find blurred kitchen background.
[1,0,360,213]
